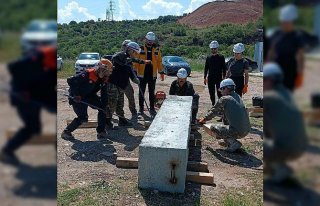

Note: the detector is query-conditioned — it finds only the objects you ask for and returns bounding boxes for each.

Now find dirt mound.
[178,0,263,28]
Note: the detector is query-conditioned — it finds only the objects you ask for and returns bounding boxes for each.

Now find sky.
[58,0,213,23]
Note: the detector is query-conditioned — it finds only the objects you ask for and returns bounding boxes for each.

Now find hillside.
[58,16,262,60]
[178,0,263,28]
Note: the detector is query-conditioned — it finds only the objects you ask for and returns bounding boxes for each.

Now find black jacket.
[109,51,144,90]
[67,69,104,99]
[204,54,227,81]
[169,80,195,96]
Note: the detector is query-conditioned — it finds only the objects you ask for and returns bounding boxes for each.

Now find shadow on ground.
[206,146,262,169]
[12,162,56,199]
[264,179,320,206]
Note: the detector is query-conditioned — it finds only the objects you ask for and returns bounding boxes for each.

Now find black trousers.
[4,102,42,153]
[208,77,222,105]
[138,77,156,111]
[230,76,244,97]
[66,95,106,133]
[192,93,200,122]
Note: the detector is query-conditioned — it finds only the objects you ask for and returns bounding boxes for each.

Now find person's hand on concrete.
[74,96,81,103]
[198,118,206,124]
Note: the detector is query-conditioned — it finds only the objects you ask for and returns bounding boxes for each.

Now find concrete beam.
[138,96,193,193]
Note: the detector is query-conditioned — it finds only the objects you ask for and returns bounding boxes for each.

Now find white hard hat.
[127,42,141,53]
[209,41,219,49]
[279,4,298,22]
[145,32,156,41]
[220,78,235,89]
[263,62,283,81]
[233,43,245,53]
[177,68,188,78]
[122,39,131,46]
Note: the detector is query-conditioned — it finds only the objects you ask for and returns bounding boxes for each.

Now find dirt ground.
[0,64,57,206]
[57,71,263,205]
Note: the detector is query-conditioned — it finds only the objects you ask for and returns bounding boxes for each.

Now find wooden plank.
[116,157,139,168]
[186,171,214,185]
[249,112,263,118]
[187,161,209,173]
[116,157,209,173]
[247,107,263,113]
[66,119,97,128]
[6,129,56,145]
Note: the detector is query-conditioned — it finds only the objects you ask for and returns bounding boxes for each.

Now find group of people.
[60,28,253,153]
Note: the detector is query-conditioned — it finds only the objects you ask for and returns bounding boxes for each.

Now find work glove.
[242,85,248,94]
[198,118,206,124]
[295,73,304,89]
[132,78,140,85]
[73,96,82,103]
[204,78,207,85]
[160,73,165,81]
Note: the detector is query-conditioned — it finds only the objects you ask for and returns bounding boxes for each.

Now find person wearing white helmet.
[133,31,164,117]
[204,40,227,105]
[103,41,151,128]
[226,43,249,97]
[267,3,305,91]
[263,62,307,183]
[199,78,251,153]
[169,68,200,124]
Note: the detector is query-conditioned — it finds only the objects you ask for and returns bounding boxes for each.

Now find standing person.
[133,32,164,117]
[204,40,227,105]
[60,62,112,140]
[199,79,251,152]
[121,40,138,117]
[263,62,307,182]
[267,4,305,91]
[0,44,57,164]
[105,42,150,127]
[169,68,199,124]
[226,43,249,97]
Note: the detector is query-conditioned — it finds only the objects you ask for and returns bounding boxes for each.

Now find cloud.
[116,0,138,20]
[184,0,212,13]
[142,0,184,16]
[58,1,97,23]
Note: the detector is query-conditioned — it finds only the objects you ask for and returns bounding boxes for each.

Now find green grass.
[186,58,205,73]
[0,32,21,62]
[221,189,262,206]
[58,59,76,78]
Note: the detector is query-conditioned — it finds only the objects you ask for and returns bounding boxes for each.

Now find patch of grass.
[186,58,205,73]
[57,59,75,78]
[0,32,21,62]
[221,189,262,206]
[249,117,263,129]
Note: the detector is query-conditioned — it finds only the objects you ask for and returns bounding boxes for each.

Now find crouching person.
[169,68,199,124]
[199,78,251,152]
[61,61,112,140]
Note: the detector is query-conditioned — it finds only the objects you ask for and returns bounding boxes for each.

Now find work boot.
[131,111,138,119]
[225,139,242,152]
[61,130,74,140]
[97,131,108,140]
[218,139,229,147]
[106,118,116,130]
[119,118,133,127]
[0,149,20,165]
[137,110,144,119]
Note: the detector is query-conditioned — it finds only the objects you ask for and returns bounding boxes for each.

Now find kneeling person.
[61,62,112,140]
[169,68,199,124]
[199,78,251,152]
